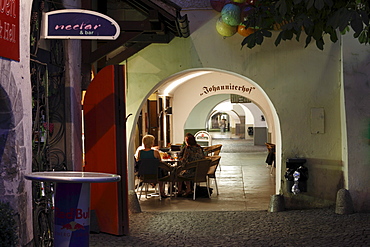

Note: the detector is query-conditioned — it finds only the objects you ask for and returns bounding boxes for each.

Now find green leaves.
[314,0,325,10]
[241,29,272,48]
[324,0,333,8]
[276,0,288,16]
[241,0,370,50]
[306,0,314,10]
[357,27,370,44]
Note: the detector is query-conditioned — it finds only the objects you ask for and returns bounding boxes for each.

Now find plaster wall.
[342,33,370,212]
[126,10,343,207]
[0,0,33,245]
[233,104,245,118]
[242,103,266,127]
[184,94,228,130]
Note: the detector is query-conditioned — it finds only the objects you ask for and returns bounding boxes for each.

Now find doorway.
[131,69,280,211]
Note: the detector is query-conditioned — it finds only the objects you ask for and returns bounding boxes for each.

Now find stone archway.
[127,68,282,195]
[164,69,282,194]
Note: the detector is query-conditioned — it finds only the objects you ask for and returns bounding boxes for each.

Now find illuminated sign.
[0,0,19,61]
[194,131,212,145]
[230,94,251,103]
[42,9,120,40]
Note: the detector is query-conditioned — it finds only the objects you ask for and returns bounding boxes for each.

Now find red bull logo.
[61,221,86,231]
[55,207,90,220]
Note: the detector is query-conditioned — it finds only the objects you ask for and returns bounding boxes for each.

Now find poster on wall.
[0,0,20,61]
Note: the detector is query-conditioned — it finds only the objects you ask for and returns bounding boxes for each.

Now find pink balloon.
[210,0,231,12]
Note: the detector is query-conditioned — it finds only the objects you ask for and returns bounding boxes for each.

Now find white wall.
[242,103,267,128]
[184,94,229,129]
[126,10,342,205]
[342,33,370,212]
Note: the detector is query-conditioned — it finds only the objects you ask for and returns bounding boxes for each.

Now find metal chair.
[176,158,212,200]
[207,155,221,195]
[203,144,222,170]
[137,158,163,200]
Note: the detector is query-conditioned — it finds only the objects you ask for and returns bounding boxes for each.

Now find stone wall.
[0,0,34,245]
[0,59,32,245]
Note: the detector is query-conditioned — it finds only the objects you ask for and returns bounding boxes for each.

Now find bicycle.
[32,181,54,247]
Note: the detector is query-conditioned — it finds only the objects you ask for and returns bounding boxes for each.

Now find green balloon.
[221,4,241,27]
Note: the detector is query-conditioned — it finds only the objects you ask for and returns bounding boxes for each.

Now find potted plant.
[0,201,18,247]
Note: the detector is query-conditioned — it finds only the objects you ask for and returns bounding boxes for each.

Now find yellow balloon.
[216,17,237,37]
[232,0,246,3]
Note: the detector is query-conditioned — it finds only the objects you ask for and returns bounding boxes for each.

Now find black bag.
[195,185,213,198]
[134,158,141,173]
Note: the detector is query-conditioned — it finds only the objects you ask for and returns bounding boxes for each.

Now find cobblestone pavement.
[90,209,370,247]
[91,136,369,246]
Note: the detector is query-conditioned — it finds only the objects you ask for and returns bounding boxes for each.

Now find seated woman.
[136,134,168,198]
[176,133,205,197]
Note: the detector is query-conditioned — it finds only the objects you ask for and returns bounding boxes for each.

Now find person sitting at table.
[176,133,205,197]
[137,134,168,198]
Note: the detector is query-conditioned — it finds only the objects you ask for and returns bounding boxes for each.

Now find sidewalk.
[90,208,370,246]
[91,135,370,246]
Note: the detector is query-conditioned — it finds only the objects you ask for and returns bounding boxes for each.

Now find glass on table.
[171,152,179,160]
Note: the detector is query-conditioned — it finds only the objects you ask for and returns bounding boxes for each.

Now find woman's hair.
[142,135,155,148]
[185,132,193,138]
[185,134,197,146]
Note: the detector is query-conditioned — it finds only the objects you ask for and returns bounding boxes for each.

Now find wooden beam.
[87,32,142,64]
[125,0,178,21]
[131,33,174,43]
[117,20,164,32]
[105,43,150,65]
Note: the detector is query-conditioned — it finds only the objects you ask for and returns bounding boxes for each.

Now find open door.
[83,65,128,235]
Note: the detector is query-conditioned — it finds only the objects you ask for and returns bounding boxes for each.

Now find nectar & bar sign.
[42,9,120,40]
[0,0,19,61]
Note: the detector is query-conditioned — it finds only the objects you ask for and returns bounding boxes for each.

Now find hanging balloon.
[221,3,241,27]
[237,25,255,37]
[210,0,231,12]
[232,0,246,3]
[240,5,255,21]
[216,17,237,37]
[245,0,257,6]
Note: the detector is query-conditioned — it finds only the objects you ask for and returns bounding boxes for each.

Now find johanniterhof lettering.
[200,83,256,96]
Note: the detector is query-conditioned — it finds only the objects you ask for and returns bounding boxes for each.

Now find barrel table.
[25,171,121,247]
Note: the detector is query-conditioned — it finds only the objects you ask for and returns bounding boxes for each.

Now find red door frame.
[83,65,129,235]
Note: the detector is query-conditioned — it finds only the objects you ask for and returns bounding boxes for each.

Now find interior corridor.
[138,133,276,212]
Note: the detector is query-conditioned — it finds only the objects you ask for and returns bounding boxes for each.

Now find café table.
[25,171,120,247]
[161,159,180,196]
[162,158,179,166]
